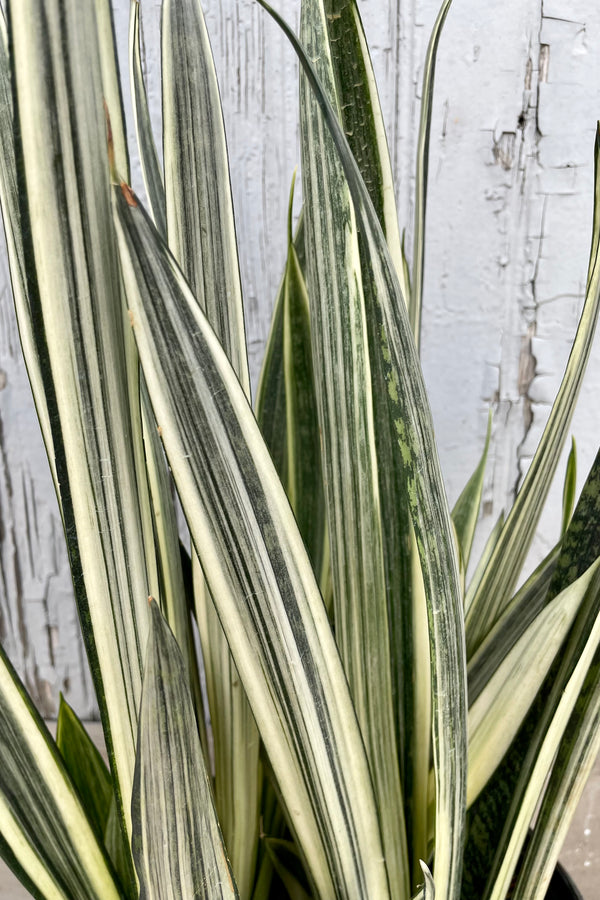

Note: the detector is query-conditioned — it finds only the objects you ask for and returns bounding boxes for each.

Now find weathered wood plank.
[1,0,600,714]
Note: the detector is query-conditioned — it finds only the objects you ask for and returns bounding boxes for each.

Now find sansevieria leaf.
[466,558,600,806]
[129,0,166,235]
[9,1,155,872]
[411,0,453,346]
[316,3,431,877]
[113,185,391,900]
[266,5,467,897]
[0,646,121,900]
[300,1,409,893]
[561,438,577,535]
[513,645,600,900]
[281,174,326,573]
[161,0,258,892]
[132,600,237,899]
[467,543,560,704]
[56,697,113,845]
[463,447,600,900]
[452,411,492,580]
[0,8,53,476]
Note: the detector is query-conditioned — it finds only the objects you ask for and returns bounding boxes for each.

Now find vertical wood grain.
[1,0,600,714]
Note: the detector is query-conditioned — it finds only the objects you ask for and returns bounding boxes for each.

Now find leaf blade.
[132,601,237,900]
[114,187,392,900]
[264,7,467,896]
[0,646,121,900]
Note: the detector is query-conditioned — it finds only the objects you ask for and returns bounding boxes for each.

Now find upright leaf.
[300,0,409,893]
[129,0,166,235]
[467,543,560,704]
[162,0,248,386]
[561,438,577,535]
[281,175,328,585]
[94,0,129,178]
[0,646,121,900]
[463,448,600,900]
[485,565,600,900]
[56,697,113,844]
[452,410,492,579]
[320,4,432,873]
[466,559,600,807]
[512,646,600,900]
[323,0,404,285]
[9,1,155,869]
[263,6,467,897]
[411,0,454,347]
[0,9,54,476]
[114,187,391,900]
[132,601,237,900]
[161,0,258,891]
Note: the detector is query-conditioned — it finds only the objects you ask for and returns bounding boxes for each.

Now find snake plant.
[0,0,599,898]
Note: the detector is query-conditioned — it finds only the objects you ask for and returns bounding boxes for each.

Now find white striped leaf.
[467,542,560,704]
[512,646,600,900]
[0,9,54,478]
[410,0,453,347]
[464,511,504,614]
[299,1,409,893]
[162,0,248,387]
[129,0,166,235]
[56,698,113,846]
[191,549,261,893]
[132,600,237,900]
[95,0,129,179]
[141,385,209,768]
[113,185,391,900]
[485,564,600,900]
[465,129,600,656]
[256,193,329,591]
[466,558,600,807]
[462,448,600,900]
[161,1,258,891]
[319,5,430,877]
[280,176,328,586]
[8,0,156,869]
[452,411,492,580]
[267,6,467,897]
[0,646,121,900]
[56,699,133,896]
[323,0,404,285]
[561,438,577,535]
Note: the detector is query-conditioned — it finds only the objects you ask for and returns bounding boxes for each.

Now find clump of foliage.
[0,0,599,898]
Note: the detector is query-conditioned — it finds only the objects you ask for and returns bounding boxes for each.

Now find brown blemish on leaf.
[120,182,138,207]
[128,309,136,329]
[157,425,163,438]
[103,99,117,183]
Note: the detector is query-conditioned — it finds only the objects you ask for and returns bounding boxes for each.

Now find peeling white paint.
[1,0,600,714]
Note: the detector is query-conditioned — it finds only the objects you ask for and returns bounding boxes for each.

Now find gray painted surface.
[0,0,599,719]
[0,0,599,894]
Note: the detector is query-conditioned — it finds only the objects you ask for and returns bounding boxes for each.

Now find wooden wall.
[1,0,600,715]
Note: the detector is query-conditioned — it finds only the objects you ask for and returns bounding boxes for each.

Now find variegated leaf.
[161,0,258,891]
[265,6,467,896]
[113,186,391,900]
[0,646,121,900]
[8,2,157,869]
[132,600,237,899]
